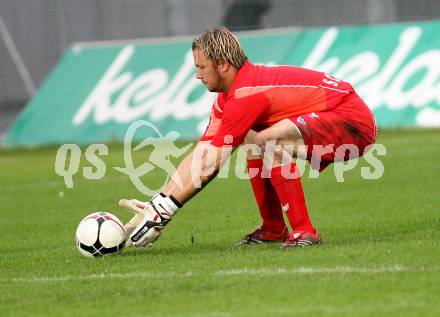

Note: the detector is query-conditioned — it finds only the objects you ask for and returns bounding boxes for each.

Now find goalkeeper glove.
[119,193,181,247]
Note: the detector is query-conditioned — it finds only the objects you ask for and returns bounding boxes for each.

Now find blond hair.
[192,26,247,69]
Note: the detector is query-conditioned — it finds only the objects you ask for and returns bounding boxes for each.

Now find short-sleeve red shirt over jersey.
[200,61,357,147]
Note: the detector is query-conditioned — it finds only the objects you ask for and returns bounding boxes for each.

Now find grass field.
[0,129,439,317]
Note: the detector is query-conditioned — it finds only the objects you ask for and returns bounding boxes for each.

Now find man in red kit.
[119,26,377,248]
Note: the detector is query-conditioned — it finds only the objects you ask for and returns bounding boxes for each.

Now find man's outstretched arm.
[120,140,233,247]
[162,140,230,204]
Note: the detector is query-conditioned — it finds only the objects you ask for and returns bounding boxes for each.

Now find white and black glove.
[119,193,181,248]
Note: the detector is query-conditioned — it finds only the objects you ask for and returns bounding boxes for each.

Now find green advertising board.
[5,20,440,146]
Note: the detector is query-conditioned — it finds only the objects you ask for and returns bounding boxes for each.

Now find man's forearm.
[162,142,224,204]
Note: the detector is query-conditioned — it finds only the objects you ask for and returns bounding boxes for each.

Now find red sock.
[247,159,286,233]
[269,164,316,234]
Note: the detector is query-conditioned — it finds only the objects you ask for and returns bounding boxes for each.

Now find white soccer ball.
[75,212,126,257]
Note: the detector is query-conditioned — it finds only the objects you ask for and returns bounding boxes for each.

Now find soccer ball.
[75,212,126,257]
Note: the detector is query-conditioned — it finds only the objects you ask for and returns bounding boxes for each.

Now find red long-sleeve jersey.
[200,61,356,147]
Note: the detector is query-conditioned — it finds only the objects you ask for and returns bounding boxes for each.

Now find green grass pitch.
[0,129,439,317]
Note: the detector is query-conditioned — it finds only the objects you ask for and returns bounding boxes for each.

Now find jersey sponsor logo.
[297,117,306,125]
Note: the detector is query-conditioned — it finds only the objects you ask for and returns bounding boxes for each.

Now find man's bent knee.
[254,119,307,166]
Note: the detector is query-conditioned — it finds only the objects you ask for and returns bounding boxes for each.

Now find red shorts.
[290,93,377,171]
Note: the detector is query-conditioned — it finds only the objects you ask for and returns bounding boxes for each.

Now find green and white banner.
[5,20,440,146]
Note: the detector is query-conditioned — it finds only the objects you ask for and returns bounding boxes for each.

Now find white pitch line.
[215,265,414,275]
[7,271,195,283]
[1,265,438,284]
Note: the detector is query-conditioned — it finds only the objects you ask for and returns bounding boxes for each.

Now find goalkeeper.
[119,26,377,248]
